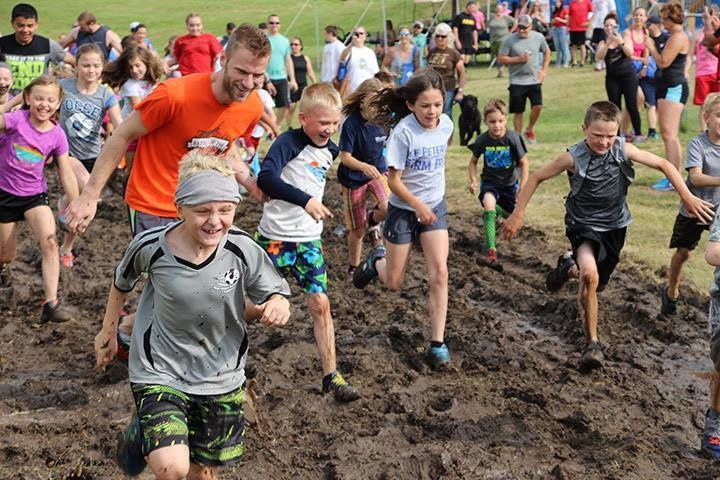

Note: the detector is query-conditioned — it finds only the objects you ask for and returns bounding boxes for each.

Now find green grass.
[1,0,713,290]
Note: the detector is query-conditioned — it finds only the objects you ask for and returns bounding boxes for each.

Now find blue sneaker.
[702,408,720,460]
[116,413,146,476]
[426,344,450,369]
[352,245,386,288]
[651,178,674,192]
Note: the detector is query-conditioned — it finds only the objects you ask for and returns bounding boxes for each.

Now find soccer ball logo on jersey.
[186,126,232,152]
[213,268,240,293]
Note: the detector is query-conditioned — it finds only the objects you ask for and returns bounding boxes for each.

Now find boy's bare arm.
[502,152,574,240]
[688,166,720,188]
[628,144,715,223]
[468,155,479,193]
[56,154,80,202]
[95,284,130,371]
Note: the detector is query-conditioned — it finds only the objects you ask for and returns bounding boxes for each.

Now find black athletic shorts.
[590,28,606,45]
[668,212,710,250]
[569,31,586,47]
[566,224,627,289]
[270,78,291,108]
[508,83,542,113]
[0,188,49,223]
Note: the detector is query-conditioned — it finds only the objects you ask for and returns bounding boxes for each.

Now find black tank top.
[605,46,633,77]
[658,52,687,85]
[292,54,308,86]
[77,25,110,60]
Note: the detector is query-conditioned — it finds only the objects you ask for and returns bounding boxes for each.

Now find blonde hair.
[178,150,235,183]
[703,93,720,114]
[299,83,342,114]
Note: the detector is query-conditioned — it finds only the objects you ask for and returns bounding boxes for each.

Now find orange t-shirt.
[125,73,262,218]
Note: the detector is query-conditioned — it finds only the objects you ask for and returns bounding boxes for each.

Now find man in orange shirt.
[65,23,268,235]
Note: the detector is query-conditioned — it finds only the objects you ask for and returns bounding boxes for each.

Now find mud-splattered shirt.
[114,223,290,395]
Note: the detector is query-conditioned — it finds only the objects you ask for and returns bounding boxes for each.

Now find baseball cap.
[518,14,532,27]
[413,20,424,28]
[646,15,662,25]
[434,22,452,36]
[129,21,140,31]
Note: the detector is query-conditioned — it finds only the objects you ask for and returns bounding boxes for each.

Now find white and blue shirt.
[257,128,340,241]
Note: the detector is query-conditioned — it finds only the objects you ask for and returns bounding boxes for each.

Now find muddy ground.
[1,174,720,480]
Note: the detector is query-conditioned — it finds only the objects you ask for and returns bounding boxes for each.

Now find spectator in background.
[265,14,297,129]
[591,0,617,70]
[167,13,222,75]
[321,25,345,84]
[162,35,180,78]
[489,3,517,77]
[427,22,465,131]
[220,22,235,47]
[60,11,123,61]
[551,0,571,67]
[382,25,421,85]
[375,19,397,60]
[453,1,480,65]
[568,0,593,67]
[0,3,75,94]
[690,18,719,131]
[412,20,429,63]
[288,37,316,126]
[129,22,155,53]
[340,26,379,95]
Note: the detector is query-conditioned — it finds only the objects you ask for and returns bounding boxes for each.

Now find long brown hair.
[102,45,164,88]
[366,68,445,128]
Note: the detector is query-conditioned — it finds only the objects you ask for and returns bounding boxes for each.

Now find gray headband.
[174,170,241,206]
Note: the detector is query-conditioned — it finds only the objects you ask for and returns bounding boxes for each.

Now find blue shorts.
[254,233,327,294]
[639,77,656,107]
[383,199,449,245]
[479,181,518,213]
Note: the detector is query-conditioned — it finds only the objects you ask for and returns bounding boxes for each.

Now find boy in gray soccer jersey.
[503,101,713,370]
[94,150,291,479]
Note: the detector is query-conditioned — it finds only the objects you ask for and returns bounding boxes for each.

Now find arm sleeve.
[257,135,313,207]
[49,40,66,64]
[239,236,292,304]
[685,137,703,171]
[385,123,409,171]
[468,136,485,158]
[113,236,152,292]
[136,82,177,134]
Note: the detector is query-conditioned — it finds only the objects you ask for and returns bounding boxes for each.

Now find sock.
[430,340,444,348]
[483,209,497,250]
[495,205,509,219]
[649,128,657,136]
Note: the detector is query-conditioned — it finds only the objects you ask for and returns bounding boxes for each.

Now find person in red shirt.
[568,0,592,66]
[166,12,222,75]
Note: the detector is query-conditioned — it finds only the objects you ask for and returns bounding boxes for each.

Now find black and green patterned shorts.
[131,383,245,466]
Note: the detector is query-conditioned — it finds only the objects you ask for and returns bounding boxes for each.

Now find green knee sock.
[483,210,497,250]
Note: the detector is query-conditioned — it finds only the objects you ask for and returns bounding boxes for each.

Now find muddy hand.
[501,213,522,241]
[64,195,97,234]
[94,330,117,371]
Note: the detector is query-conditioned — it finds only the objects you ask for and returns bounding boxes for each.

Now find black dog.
[458,94,481,146]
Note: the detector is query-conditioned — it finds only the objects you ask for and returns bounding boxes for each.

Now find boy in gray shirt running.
[661,93,720,315]
[502,101,714,370]
[94,150,291,478]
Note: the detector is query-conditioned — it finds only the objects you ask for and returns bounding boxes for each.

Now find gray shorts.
[383,199,448,245]
[128,207,177,237]
[710,296,720,371]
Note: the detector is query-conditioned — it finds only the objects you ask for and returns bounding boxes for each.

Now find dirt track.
[2,177,720,479]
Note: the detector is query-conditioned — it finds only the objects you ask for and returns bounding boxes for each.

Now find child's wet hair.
[22,75,62,110]
[367,68,445,128]
[583,101,621,126]
[483,98,507,119]
[299,83,342,114]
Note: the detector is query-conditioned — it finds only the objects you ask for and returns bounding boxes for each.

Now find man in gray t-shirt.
[662,130,720,315]
[497,14,550,143]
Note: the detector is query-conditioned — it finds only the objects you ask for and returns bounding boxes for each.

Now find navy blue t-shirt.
[337,110,388,189]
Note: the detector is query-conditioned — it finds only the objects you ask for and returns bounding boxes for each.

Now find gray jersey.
[385,113,454,210]
[115,223,291,395]
[679,132,720,217]
[58,78,117,161]
[564,137,634,232]
[499,31,549,85]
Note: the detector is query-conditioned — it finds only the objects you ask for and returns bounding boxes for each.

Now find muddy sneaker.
[426,343,450,369]
[322,372,360,402]
[580,341,604,370]
[40,299,73,323]
[352,245,386,289]
[660,287,678,315]
[116,413,146,476]
[546,252,575,292]
[702,408,720,460]
[486,249,498,263]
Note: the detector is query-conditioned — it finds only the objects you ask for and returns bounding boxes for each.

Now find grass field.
[0,0,714,291]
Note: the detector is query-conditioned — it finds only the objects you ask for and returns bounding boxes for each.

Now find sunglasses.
[518,25,529,30]
[399,32,410,36]
[290,43,300,46]
[268,21,280,25]
[435,34,447,38]
[353,32,365,36]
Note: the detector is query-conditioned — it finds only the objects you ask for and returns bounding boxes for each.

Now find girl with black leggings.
[596,13,642,140]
